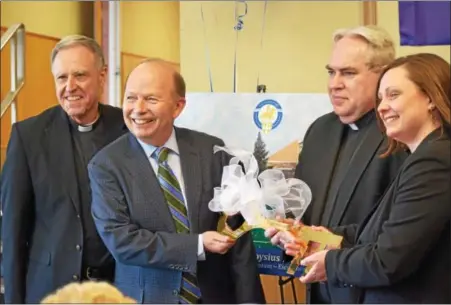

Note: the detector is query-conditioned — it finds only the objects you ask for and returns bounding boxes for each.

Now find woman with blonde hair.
[271,53,450,303]
[41,281,136,304]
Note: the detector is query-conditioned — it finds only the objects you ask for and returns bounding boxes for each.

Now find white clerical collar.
[77,114,100,133]
[348,123,359,131]
[78,124,94,132]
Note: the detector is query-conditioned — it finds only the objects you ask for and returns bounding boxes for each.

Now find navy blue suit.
[88,128,265,304]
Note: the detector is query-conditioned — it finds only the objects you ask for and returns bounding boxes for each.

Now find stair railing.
[0,23,25,296]
[1,23,25,122]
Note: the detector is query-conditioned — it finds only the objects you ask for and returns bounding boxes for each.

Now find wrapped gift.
[208,146,343,276]
[209,145,311,232]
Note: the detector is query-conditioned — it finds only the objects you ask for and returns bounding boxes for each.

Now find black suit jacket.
[0,104,127,303]
[295,112,407,303]
[88,128,265,304]
[326,129,450,304]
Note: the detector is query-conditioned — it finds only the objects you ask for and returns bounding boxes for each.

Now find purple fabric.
[399,1,450,46]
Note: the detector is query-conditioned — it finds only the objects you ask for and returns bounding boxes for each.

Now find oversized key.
[286,225,343,276]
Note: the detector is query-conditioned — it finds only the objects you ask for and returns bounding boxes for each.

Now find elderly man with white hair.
[1,35,128,303]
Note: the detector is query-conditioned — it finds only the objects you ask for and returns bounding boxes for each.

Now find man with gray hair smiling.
[266,25,408,303]
[1,35,127,303]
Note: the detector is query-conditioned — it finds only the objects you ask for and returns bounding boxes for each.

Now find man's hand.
[202,231,235,254]
[264,216,302,248]
[265,230,296,249]
[284,240,305,256]
[284,225,338,256]
[299,250,328,284]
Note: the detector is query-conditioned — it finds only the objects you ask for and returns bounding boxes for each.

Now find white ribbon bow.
[208,145,312,226]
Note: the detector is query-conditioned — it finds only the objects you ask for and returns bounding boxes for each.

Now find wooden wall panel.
[95,0,109,104]
[1,28,59,154]
[0,145,5,170]
[94,1,103,46]
[261,275,306,304]
[120,52,146,106]
[363,1,377,25]
[15,33,59,119]
[1,31,12,156]
[120,52,147,104]
[0,106,10,169]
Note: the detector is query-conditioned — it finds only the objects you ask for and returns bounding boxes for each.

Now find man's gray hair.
[333,25,396,70]
[50,35,105,68]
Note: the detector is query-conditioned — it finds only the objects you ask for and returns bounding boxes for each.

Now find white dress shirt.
[137,128,205,260]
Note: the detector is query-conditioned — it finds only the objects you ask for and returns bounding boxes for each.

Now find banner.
[399,1,451,46]
[253,229,306,277]
[177,93,332,163]
[176,93,332,275]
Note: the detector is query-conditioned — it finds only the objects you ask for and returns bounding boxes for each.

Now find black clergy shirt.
[312,110,376,304]
[68,114,113,268]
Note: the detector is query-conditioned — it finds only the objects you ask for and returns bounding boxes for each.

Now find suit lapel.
[328,121,384,227]
[125,134,176,232]
[42,108,81,215]
[41,105,126,216]
[175,128,202,234]
[309,119,344,225]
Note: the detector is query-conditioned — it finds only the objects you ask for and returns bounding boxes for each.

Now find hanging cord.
[233,0,248,93]
[200,3,214,92]
[256,1,268,89]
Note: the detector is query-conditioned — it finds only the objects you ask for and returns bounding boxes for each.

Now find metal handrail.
[0,24,25,296]
[0,23,26,121]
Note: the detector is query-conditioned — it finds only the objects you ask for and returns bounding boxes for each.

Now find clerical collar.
[347,110,375,131]
[70,113,101,133]
[349,123,359,131]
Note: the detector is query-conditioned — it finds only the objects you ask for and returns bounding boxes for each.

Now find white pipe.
[115,2,121,107]
[10,36,17,124]
[108,1,121,107]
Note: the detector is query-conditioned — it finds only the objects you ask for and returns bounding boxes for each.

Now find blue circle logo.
[253,99,283,134]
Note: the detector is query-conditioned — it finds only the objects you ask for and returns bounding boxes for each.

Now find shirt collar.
[67,104,102,133]
[137,128,180,159]
[347,110,375,131]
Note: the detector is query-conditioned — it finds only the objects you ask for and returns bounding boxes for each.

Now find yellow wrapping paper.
[285,225,343,275]
[217,215,343,275]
